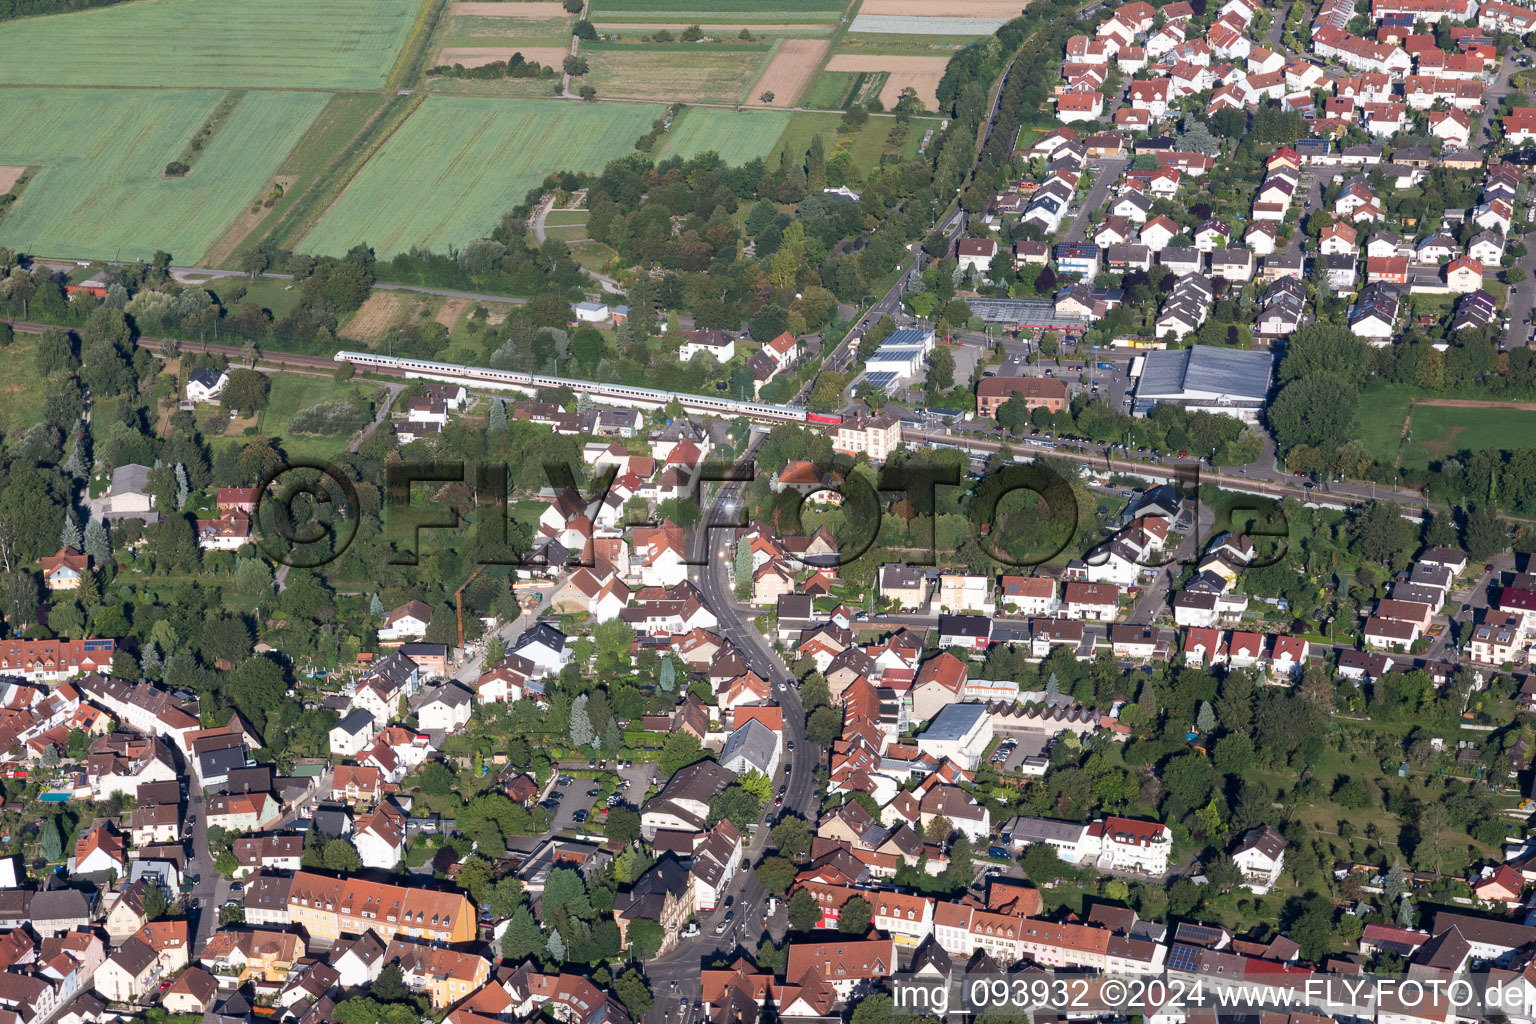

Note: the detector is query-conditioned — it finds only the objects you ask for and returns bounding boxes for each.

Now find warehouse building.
[1131,345,1274,422]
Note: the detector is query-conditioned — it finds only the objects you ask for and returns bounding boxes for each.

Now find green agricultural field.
[0,89,329,263]
[214,91,389,265]
[799,70,862,109]
[0,0,419,89]
[654,108,793,164]
[590,0,844,20]
[300,98,659,258]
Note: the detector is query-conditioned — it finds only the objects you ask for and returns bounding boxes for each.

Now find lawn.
[299,97,659,258]
[544,210,590,240]
[653,108,794,164]
[583,44,771,104]
[0,89,329,263]
[589,0,845,20]
[0,0,420,90]
[206,275,311,321]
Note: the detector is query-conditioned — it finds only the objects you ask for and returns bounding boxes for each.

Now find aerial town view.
[8,0,1536,1021]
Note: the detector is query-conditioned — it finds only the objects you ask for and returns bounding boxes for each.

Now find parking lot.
[992,731,1052,774]
[541,759,656,836]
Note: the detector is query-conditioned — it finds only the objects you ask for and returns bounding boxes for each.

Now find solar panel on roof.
[1168,944,1201,972]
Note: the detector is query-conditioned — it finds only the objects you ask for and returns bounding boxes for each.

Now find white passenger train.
[332,350,845,425]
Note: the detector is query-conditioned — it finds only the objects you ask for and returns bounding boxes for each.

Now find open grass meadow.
[0,334,52,435]
[0,89,329,262]
[255,374,384,460]
[0,0,420,90]
[654,108,794,164]
[771,110,936,170]
[1354,386,1536,469]
[1401,402,1536,468]
[300,98,659,258]
[583,44,772,103]
[1355,386,1415,465]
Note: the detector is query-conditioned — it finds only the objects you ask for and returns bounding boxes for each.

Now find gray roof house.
[719,719,780,778]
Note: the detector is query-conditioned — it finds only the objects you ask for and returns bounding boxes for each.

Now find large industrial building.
[1131,346,1274,422]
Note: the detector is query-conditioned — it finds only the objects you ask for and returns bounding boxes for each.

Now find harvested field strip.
[584,46,769,103]
[270,92,425,251]
[340,292,411,341]
[748,38,830,107]
[452,1,571,14]
[859,0,1025,14]
[0,89,328,262]
[589,0,844,18]
[300,98,659,257]
[825,53,948,109]
[0,0,421,90]
[436,46,572,66]
[849,13,1007,34]
[655,108,793,164]
[595,22,835,30]
[435,297,471,328]
[0,168,28,193]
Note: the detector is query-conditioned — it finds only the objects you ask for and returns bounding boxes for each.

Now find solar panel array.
[1167,943,1201,973]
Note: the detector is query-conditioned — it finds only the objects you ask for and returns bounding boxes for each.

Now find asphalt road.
[1064,158,1129,245]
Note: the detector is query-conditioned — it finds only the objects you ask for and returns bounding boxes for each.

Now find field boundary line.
[388,0,452,91]
[206,97,384,267]
[275,93,426,252]
[229,95,400,262]
[172,90,247,176]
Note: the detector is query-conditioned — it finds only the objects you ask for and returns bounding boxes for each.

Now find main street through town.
[641,441,815,1024]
